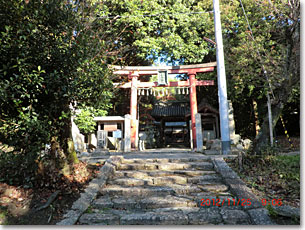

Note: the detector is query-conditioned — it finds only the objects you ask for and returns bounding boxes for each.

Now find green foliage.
[266,204,278,218]
[85,206,94,214]
[74,109,96,136]
[0,206,8,225]
[222,0,300,140]
[0,149,38,186]
[74,105,110,136]
[95,0,214,64]
[0,0,116,185]
[274,155,300,182]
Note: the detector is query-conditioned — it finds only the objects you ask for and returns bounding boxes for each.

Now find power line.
[238,0,253,35]
[238,0,275,99]
[96,11,213,19]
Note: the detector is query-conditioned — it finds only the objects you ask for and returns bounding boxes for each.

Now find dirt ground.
[0,162,101,225]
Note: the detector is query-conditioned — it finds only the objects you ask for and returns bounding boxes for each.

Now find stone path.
[71,152,274,225]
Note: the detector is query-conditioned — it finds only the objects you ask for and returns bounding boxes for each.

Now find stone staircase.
[77,156,253,225]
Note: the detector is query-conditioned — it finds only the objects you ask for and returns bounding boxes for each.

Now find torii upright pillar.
[189,73,198,148]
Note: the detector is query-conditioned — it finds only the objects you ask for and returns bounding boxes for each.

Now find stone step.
[118,162,214,171]
[120,211,189,225]
[109,176,189,186]
[170,170,216,177]
[79,213,120,225]
[79,207,247,225]
[93,194,238,212]
[75,153,259,226]
[93,195,197,210]
[152,206,200,214]
[87,159,107,165]
[188,208,223,225]
[99,184,202,197]
[158,162,214,171]
[118,163,158,171]
[198,184,229,193]
[187,174,223,184]
[99,185,173,196]
[168,158,210,163]
[108,178,153,186]
[122,157,210,164]
[119,170,175,179]
[151,176,188,185]
[114,170,216,179]
[139,195,197,209]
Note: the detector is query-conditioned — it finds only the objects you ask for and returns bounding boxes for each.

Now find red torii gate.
[112,62,216,150]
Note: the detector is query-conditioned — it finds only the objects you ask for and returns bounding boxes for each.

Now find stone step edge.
[122,158,211,163]
[117,162,214,170]
[212,157,275,225]
[114,169,217,175]
[108,176,223,187]
[56,156,123,225]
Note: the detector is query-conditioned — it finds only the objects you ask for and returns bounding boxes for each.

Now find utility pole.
[213,0,231,155]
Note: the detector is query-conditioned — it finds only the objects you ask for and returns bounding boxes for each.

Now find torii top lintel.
[111,62,217,76]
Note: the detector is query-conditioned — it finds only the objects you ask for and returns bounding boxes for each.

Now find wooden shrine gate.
[112,62,216,150]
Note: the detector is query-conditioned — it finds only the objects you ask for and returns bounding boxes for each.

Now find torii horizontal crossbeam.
[114,80,214,88]
[113,67,215,76]
[111,62,217,71]
[111,62,216,76]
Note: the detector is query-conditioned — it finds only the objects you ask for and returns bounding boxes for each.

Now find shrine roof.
[185,100,219,117]
[93,116,125,122]
[151,100,218,118]
[151,103,188,118]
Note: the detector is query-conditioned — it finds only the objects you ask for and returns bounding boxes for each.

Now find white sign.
[113,130,122,138]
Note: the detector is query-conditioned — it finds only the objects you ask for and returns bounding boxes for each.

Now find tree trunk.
[252,77,294,154]
[252,99,284,154]
[252,100,260,136]
[49,104,79,176]
[59,106,79,165]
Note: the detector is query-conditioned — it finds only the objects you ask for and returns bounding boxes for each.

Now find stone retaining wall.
[212,157,274,225]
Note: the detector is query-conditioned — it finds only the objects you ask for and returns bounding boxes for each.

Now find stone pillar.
[189,120,193,150]
[215,114,219,138]
[189,73,198,148]
[124,114,131,152]
[89,133,97,147]
[195,113,203,151]
[228,100,235,139]
[130,73,138,149]
[97,130,107,149]
[71,117,86,152]
[135,119,139,149]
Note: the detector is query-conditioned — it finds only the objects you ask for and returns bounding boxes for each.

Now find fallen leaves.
[0,160,103,224]
[227,154,300,208]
